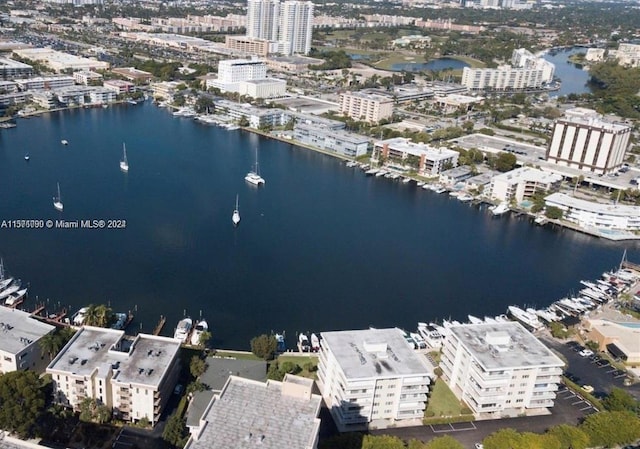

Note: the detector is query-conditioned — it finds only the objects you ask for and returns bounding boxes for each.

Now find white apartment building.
[462,48,554,91]
[103,79,135,94]
[47,326,181,425]
[0,57,33,79]
[545,192,640,231]
[546,108,631,175]
[317,328,432,432]
[247,0,280,42]
[279,1,314,56]
[339,91,394,124]
[489,167,562,204]
[15,76,75,91]
[186,375,321,449]
[0,307,55,374]
[440,322,564,416]
[609,43,640,68]
[239,78,286,98]
[217,59,267,83]
[88,87,117,104]
[374,137,459,176]
[208,59,285,98]
[74,71,103,85]
[294,123,369,158]
[150,81,183,100]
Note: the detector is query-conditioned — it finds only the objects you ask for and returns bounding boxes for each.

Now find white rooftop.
[492,166,562,185]
[187,375,321,449]
[376,137,458,160]
[320,328,432,379]
[47,326,181,388]
[449,322,564,371]
[559,108,630,133]
[0,57,32,70]
[0,307,55,355]
[546,192,640,217]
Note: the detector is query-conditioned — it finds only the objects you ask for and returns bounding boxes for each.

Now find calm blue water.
[391,58,469,72]
[0,103,634,349]
[542,47,593,97]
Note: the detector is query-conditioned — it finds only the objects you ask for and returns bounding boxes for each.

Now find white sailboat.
[53,182,63,211]
[232,194,241,226]
[120,143,129,172]
[245,148,265,185]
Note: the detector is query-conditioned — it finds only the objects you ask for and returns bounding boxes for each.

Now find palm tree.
[83,304,113,328]
[39,332,61,361]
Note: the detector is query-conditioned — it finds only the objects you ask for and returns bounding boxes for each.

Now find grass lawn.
[277,354,319,379]
[374,53,427,70]
[425,378,470,417]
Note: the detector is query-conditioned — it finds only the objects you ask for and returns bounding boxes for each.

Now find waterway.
[0,103,635,349]
[390,58,469,73]
[542,47,593,97]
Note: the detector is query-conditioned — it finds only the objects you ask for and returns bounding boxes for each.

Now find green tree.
[39,331,62,360]
[238,115,249,127]
[78,397,111,424]
[250,334,277,360]
[483,428,520,449]
[602,387,640,412]
[361,434,405,449]
[0,370,45,438]
[189,356,207,378]
[198,330,212,347]
[548,424,590,449]
[83,304,113,327]
[545,206,563,220]
[494,152,517,172]
[580,410,640,447]
[162,412,189,448]
[424,435,464,449]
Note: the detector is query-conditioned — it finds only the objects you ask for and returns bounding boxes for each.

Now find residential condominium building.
[15,76,75,91]
[73,71,103,86]
[489,167,562,204]
[461,48,554,91]
[317,328,432,432]
[546,108,631,175]
[609,43,640,68]
[545,192,640,232]
[247,0,280,42]
[207,59,285,98]
[185,375,321,449]
[294,123,369,158]
[246,0,313,55]
[440,322,564,416]
[0,307,55,374]
[0,57,33,79]
[225,36,273,57]
[46,326,181,425]
[339,91,394,123]
[374,137,459,176]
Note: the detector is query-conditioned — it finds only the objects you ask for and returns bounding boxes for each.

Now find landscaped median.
[423,378,475,425]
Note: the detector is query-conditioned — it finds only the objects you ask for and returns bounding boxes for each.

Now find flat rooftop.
[375,137,458,160]
[492,166,562,184]
[449,322,564,371]
[48,326,180,387]
[0,307,55,355]
[546,192,640,217]
[187,376,321,449]
[588,319,640,356]
[320,328,432,379]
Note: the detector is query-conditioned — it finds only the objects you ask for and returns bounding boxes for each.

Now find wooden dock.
[152,315,166,336]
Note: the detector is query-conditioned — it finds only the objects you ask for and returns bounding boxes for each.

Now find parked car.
[582,385,594,394]
[579,349,594,357]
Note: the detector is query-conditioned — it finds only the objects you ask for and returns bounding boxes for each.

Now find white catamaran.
[245,148,265,186]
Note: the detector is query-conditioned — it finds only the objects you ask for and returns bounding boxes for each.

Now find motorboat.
[298,333,311,352]
[72,307,89,326]
[275,333,286,353]
[120,143,129,172]
[191,319,208,346]
[5,287,27,306]
[490,203,510,216]
[24,153,30,161]
[174,317,193,343]
[0,282,21,300]
[467,315,483,324]
[53,182,63,211]
[232,194,240,226]
[111,313,128,330]
[61,139,68,145]
[507,305,543,331]
[310,333,320,351]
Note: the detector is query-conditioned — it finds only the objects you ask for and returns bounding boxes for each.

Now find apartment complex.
[73,71,102,86]
[185,375,321,449]
[546,108,631,175]
[207,59,285,98]
[462,48,554,91]
[440,322,564,416]
[294,123,369,158]
[339,91,394,123]
[609,43,640,68]
[0,307,55,374]
[317,328,432,431]
[15,76,75,91]
[489,167,562,204]
[246,0,313,55]
[225,36,273,57]
[545,192,640,231]
[374,137,459,176]
[0,57,33,79]
[13,48,109,72]
[47,326,181,425]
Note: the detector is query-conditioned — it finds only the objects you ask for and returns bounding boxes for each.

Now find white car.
[475,444,484,449]
[579,349,594,357]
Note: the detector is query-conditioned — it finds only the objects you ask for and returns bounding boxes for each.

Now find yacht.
[457,193,474,202]
[5,288,27,306]
[490,203,510,216]
[72,307,89,326]
[467,315,483,324]
[191,319,209,346]
[0,276,14,291]
[409,332,427,349]
[232,195,240,226]
[174,317,193,343]
[310,333,321,352]
[365,168,379,176]
[53,182,63,211]
[245,148,265,186]
[298,333,311,352]
[120,143,129,173]
[0,282,21,301]
[507,305,543,330]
